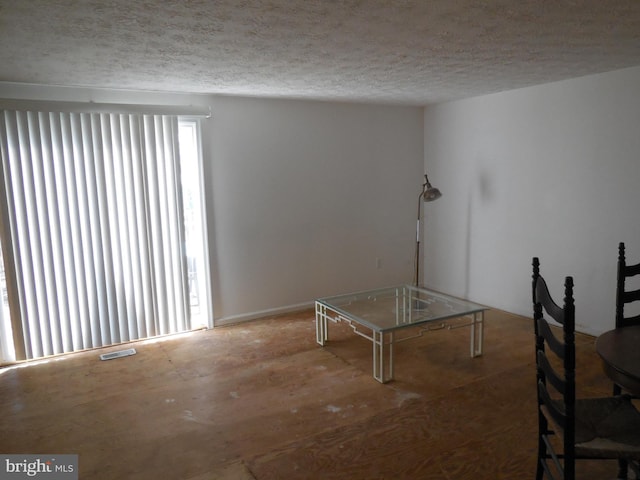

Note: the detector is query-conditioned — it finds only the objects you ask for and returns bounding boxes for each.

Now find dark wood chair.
[533,257,640,480]
[614,242,640,477]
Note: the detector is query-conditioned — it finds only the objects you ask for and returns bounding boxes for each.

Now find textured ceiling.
[1,0,639,106]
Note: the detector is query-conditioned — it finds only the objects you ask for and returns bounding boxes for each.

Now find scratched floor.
[0,309,624,479]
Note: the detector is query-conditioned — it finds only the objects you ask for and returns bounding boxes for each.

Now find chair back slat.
[538,380,566,430]
[537,348,565,395]
[620,314,640,327]
[535,276,565,325]
[622,288,640,304]
[624,262,640,278]
[537,317,565,360]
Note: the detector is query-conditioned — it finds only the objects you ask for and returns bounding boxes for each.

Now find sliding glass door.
[0,109,208,363]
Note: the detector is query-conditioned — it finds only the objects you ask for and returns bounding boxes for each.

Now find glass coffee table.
[315,284,487,383]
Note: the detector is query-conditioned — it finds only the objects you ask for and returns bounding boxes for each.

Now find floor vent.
[100,348,137,361]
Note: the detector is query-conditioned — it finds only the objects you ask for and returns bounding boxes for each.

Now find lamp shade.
[423,185,442,202]
[422,175,442,202]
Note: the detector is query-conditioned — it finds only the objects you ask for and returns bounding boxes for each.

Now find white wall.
[423,66,640,335]
[206,97,424,323]
[0,83,425,325]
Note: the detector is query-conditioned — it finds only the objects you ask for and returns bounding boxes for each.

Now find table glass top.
[317,284,487,332]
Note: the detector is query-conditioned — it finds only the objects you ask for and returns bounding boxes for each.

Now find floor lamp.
[415,174,442,287]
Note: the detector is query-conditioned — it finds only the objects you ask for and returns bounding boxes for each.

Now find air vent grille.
[99,348,137,361]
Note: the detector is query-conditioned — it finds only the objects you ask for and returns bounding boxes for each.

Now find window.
[0,245,12,362]
[178,119,210,329]
[0,109,209,363]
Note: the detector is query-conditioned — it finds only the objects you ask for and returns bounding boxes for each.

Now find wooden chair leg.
[617,459,628,480]
[536,437,546,480]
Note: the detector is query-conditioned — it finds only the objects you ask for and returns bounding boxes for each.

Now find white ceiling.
[1,0,639,106]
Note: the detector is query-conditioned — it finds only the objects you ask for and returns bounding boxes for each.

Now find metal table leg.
[470,311,484,357]
[315,301,328,346]
[373,330,394,383]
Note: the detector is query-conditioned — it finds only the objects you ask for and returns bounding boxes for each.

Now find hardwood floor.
[0,308,623,479]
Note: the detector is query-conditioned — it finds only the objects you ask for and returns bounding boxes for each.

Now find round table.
[596,325,640,396]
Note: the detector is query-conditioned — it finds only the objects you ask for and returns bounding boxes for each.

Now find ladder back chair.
[533,257,640,480]
[614,242,640,477]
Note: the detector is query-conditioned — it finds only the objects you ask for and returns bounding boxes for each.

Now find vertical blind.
[0,110,190,361]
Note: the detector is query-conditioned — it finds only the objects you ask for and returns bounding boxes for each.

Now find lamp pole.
[415,174,442,287]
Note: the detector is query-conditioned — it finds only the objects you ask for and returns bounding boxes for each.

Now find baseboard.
[214,301,315,327]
